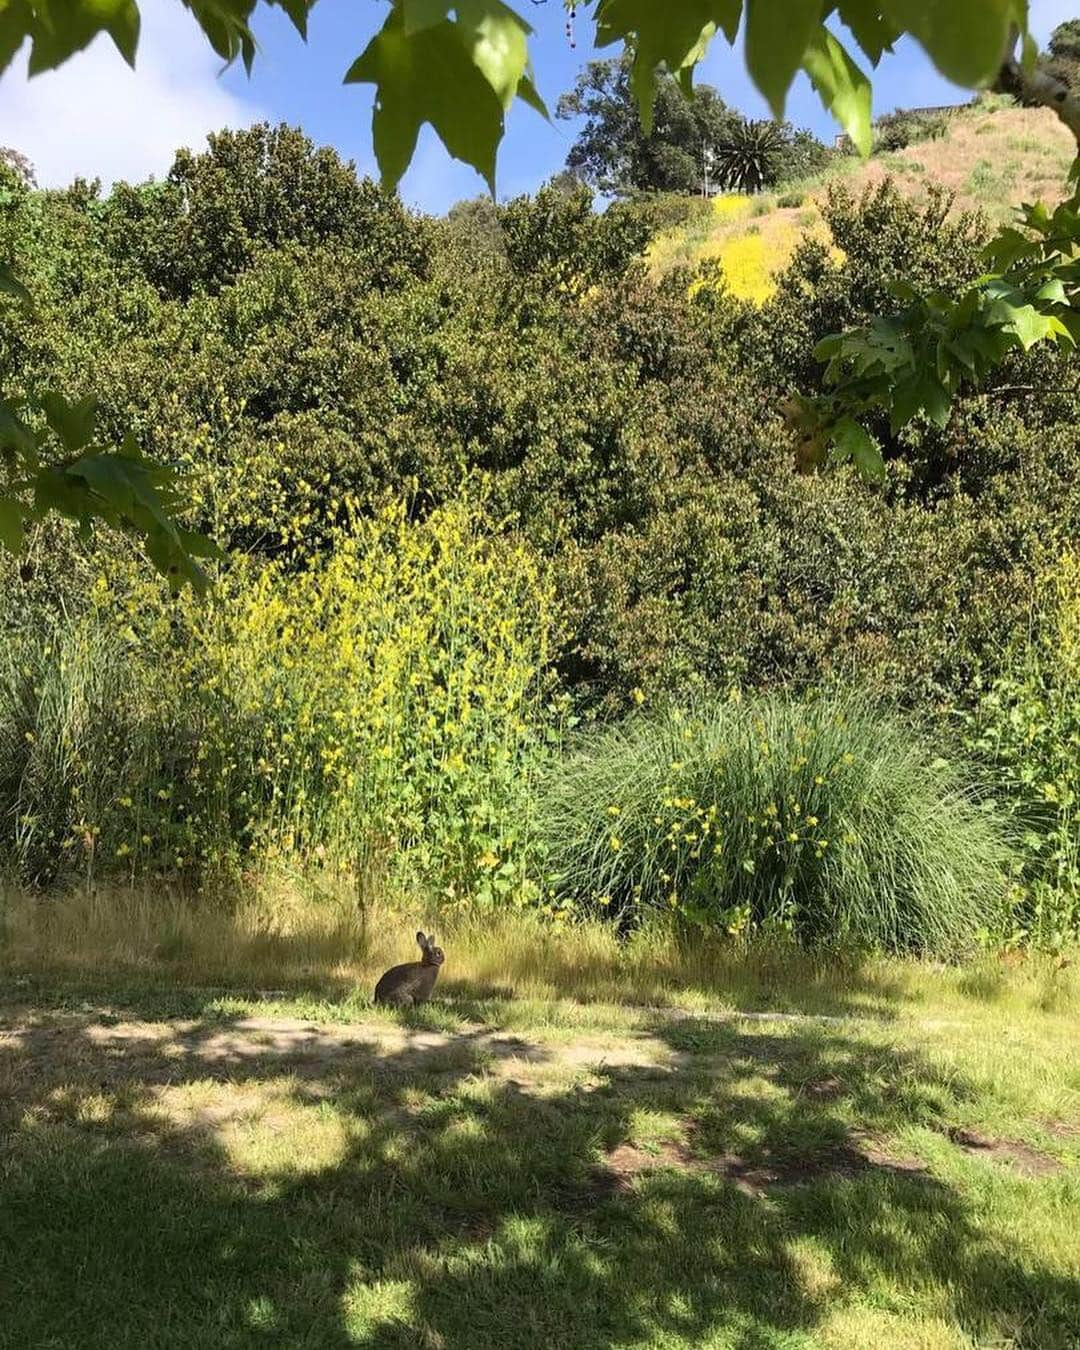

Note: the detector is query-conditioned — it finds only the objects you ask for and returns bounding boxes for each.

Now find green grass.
[1,952,1078,1350]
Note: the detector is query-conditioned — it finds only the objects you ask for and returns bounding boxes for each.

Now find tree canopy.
[557,56,830,197]
[1,1,1078,583]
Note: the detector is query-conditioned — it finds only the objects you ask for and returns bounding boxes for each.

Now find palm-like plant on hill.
[712,120,785,194]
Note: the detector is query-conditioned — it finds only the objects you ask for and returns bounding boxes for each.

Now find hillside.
[647,98,1078,304]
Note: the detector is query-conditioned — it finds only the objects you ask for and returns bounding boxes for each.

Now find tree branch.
[995,41,1080,150]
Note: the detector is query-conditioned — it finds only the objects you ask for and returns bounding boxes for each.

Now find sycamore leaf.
[1035,277,1068,305]
[182,0,258,71]
[346,7,507,191]
[0,496,24,555]
[273,0,314,39]
[456,0,532,111]
[746,0,822,118]
[29,441,218,591]
[27,0,140,75]
[985,296,1056,349]
[402,0,452,34]
[829,415,885,482]
[179,528,225,560]
[594,1,739,132]
[0,400,38,460]
[983,226,1039,273]
[836,0,899,65]
[802,28,873,157]
[890,369,951,432]
[881,0,1028,89]
[41,392,98,454]
[948,324,1015,372]
[0,0,33,77]
[32,467,94,521]
[517,73,548,118]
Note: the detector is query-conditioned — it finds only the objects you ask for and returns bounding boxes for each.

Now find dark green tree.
[557,56,745,194]
[101,123,431,300]
[558,56,830,197]
[1050,19,1080,62]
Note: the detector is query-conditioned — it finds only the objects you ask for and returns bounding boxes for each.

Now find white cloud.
[0,0,264,189]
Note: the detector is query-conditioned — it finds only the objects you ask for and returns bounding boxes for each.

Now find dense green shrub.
[1,128,1076,743]
[873,108,950,153]
[539,695,1014,954]
[964,553,1080,944]
[100,124,432,298]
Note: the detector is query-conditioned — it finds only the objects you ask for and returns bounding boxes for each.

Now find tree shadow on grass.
[0,1005,1077,1349]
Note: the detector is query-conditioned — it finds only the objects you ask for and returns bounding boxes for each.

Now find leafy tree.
[100,123,431,300]
[0,0,1078,577]
[558,56,829,196]
[0,146,35,190]
[1049,19,1080,63]
[557,56,744,194]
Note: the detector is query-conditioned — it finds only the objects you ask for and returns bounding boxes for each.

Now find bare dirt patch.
[592,1126,928,1198]
[945,1126,1063,1178]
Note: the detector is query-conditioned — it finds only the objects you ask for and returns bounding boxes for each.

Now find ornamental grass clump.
[539,694,1014,955]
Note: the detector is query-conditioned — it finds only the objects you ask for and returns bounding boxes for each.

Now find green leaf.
[890,369,951,432]
[456,0,532,111]
[802,29,873,157]
[345,8,507,191]
[0,496,24,555]
[0,400,38,460]
[813,333,844,360]
[178,528,225,561]
[886,278,920,303]
[881,0,1027,89]
[983,289,1056,349]
[983,226,1038,272]
[836,0,899,65]
[829,415,885,482]
[272,0,314,39]
[517,73,549,119]
[32,466,94,521]
[0,0,33,77]
[1035,277,1067,305]
[183,0,258,71]
[593,1,739,131]
[41,392,98,454]
[746,0,822,119]
[402,0,452,34]
[27,0,141,75]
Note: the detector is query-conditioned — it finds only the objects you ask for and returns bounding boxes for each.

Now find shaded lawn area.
[1,979,1078,1349]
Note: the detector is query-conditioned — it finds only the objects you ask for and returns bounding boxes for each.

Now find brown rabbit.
[373,931,445,1006]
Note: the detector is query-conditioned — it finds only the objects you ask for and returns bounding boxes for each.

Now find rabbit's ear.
[416,931,429,952]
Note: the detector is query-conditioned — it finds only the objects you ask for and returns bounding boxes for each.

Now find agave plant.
[712,120,785,194]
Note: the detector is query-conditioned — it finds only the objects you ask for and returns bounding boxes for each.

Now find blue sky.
[0,0,1074,210]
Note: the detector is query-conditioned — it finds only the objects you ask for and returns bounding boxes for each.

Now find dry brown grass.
[859,104,1076,215]
[649,101,1077,297]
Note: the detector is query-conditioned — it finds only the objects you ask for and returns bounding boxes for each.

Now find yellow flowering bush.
[0,499,558,905]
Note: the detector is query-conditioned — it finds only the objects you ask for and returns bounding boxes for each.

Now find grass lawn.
[1,944,1079,1349]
